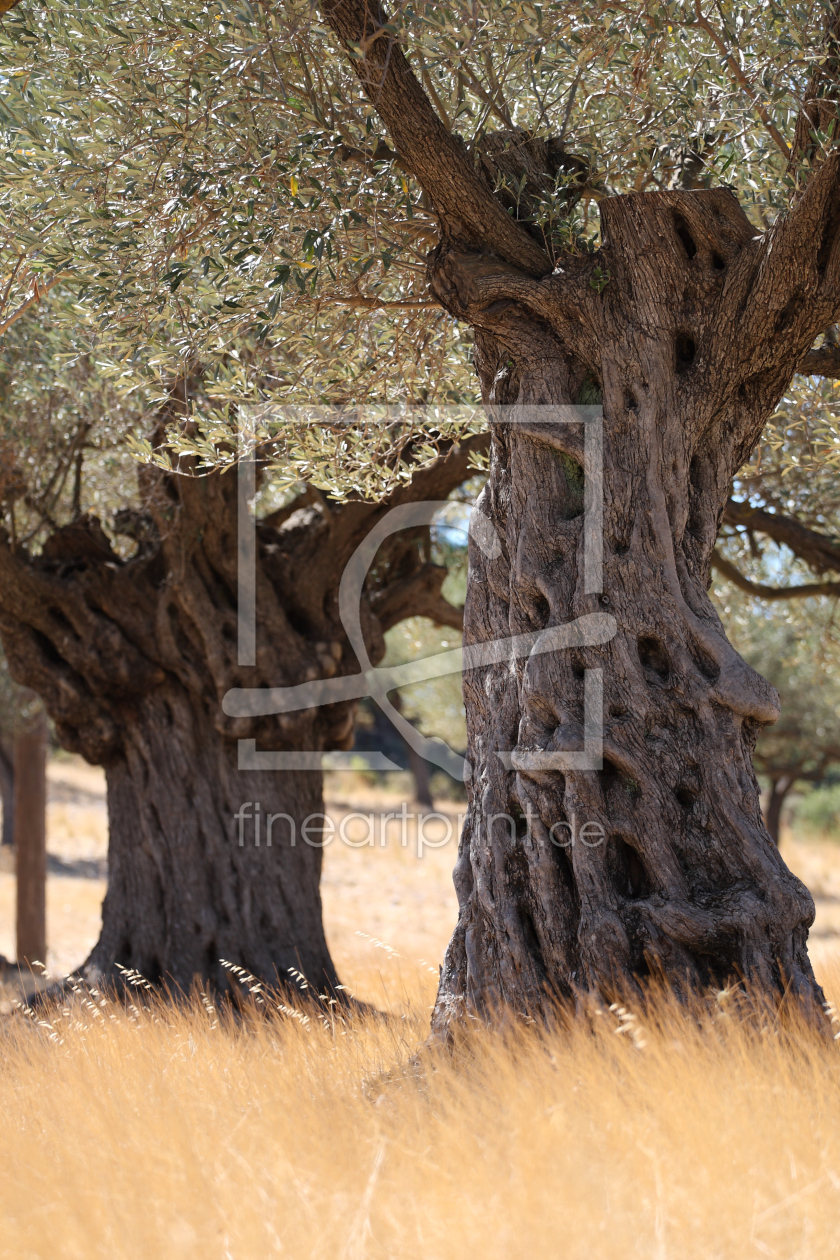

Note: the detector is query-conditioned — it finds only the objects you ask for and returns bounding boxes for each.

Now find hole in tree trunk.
[527,591,551,629]
[519,907,548,984]
[48,606,77,638]
[32,628,66,668]
[674,784,697,810]
[598,758,641,803]
[775,297,800,333]
[575,374,602,405]
[712,252,726,271]
[607,835,650,900]
[688,639,720,682]
[625,390,639,412]
[554,451,585,520]
[638,635,670,682]
[673,214,698,259]
[675,333,696,373]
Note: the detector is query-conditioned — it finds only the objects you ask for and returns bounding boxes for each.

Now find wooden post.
[14,699,47,967]
[0,741,13,847]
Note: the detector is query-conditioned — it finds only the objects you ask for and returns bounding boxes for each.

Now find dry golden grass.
[0,960,839,1260]
[2,760,840,1257]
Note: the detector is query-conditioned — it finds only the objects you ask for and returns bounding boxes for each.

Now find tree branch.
[693,1,791,161]
[370,562,464,633]
[320,0,551,276]
[0,274,67,338]
[798,344,840,376]
[723,498,840,574]
[711,549,840,599]
[387,430,489,507]
[726,152,840,400]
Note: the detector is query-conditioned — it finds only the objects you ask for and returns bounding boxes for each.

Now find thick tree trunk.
[765,775,795,848]
[14,700,46,967]
[0,435,478,991]
[0,741,13,847]
[93,686,335,991]
[429,188,828,1032]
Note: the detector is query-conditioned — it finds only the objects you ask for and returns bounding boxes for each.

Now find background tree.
[0,312,482,991]
[13,688,46,968]
[715,581,840,843]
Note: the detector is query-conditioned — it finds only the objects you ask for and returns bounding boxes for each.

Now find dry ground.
[0,760,467,1000]
[0,760,839,1259]
[1,756,837,994]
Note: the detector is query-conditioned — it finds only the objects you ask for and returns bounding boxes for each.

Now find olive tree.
[5,0,840,1017]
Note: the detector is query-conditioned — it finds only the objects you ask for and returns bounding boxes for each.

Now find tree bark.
[14,698,46,967]
[320,0,840,1027]
[426,187,836,1031]
[0,434,482,992]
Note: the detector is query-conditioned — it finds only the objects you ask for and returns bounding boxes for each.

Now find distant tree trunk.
[14,698,46,967]
[765,774,795,847]
[391,692,433,808]
[0,432,476,991]
[0,740,13,847]
[405,740,433,810]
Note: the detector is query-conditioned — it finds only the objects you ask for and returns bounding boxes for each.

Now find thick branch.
[388,430,489,507]
[725,153,840,400]
[723,498,840,574]
[798,344,840,376]
[370,562,463,633]
[712,550,840,599]
[320,0,550,276]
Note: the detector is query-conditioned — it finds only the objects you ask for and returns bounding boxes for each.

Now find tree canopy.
[3,0,840,506]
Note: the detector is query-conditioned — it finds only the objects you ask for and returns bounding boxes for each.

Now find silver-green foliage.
[0,0,836,500]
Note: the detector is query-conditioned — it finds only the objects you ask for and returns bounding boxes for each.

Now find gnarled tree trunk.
[429,189,834,1031]
[321,0,840,1029]
[0,437,476,992]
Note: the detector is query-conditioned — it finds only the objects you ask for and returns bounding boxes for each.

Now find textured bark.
[323,0,840,1027]
[427,186,839,1029]
[0,436,482,991]
[14,701,46,966]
